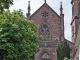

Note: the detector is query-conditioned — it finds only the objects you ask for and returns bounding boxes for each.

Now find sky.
[9,0,72,41]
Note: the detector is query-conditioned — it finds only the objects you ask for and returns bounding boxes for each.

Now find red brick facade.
[71,0,80,43]
[71,0,80,59]
[27,1,75,60]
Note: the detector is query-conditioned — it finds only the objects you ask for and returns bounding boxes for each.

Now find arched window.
[42,53,49,58]
[40,24,50,41]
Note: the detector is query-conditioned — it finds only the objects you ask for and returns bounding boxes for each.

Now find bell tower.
[71,0,80,43]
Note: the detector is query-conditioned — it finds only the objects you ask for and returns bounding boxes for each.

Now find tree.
[0,10,42,60]
[63,57,71,60]
[56,40,70,60]
[0,0,13,14]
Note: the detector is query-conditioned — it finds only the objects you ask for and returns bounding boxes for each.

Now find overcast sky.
[9,0,72,41]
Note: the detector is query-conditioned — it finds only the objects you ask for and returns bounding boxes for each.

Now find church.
[26,0,79,60]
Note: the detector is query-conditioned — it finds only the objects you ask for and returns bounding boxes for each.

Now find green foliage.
[0,10,42,60]
[63,57,71,60]
[56,40,70,60]
[0,0,13,14]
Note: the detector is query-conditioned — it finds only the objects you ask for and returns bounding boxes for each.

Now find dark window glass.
[40,24,50,41]
[41,29,44,32]
[47,30,49,32]
[43,25,48,29]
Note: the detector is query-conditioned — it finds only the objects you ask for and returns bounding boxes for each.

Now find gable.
[31,3,61,42]
[31,3,60,18]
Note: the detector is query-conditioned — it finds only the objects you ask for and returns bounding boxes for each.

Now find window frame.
[40,24,50,41]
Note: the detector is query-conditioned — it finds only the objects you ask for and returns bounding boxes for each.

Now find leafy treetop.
[0,10,42,60]
[0,0,13,14]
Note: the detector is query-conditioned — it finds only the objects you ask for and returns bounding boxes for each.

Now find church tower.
[71,0,80,43]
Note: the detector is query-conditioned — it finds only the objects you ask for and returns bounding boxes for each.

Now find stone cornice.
[71,15,79,25]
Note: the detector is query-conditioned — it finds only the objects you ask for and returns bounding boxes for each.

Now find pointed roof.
[60,2,63,15]
[28,1,30,15]
[31,3,60,18]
